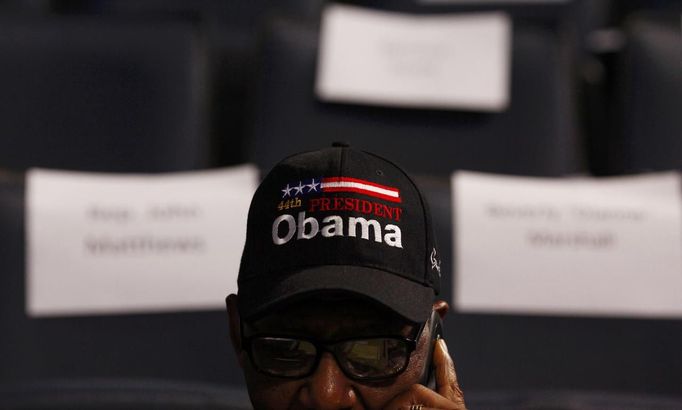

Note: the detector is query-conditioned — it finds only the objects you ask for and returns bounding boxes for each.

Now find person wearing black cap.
[226,143,466,409]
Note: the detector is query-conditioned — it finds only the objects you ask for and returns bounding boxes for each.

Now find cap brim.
[238,265,435,324]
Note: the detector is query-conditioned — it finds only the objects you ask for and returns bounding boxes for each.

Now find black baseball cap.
[237,143,442,324]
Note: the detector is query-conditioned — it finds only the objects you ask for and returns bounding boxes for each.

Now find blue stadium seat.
[246,8,583,176]
[0,172,244,387]
[0,18,209,172]
[55,1,326,167]
[614,11,682,172]
[465,389,682,410]
[414,174,682,395]
[0,379,251,409]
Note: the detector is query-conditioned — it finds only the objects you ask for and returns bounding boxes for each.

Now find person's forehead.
[248,294,416,338]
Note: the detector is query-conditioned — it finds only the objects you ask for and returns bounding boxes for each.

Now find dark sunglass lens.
[337,338,409,379]
[251,337,317,377]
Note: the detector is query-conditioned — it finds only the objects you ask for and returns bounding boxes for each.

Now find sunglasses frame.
[240,318,429,382]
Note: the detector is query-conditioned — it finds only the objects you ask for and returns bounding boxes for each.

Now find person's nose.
[297,352,358,409]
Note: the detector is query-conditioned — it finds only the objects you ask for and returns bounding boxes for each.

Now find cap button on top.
[332,141,350,148]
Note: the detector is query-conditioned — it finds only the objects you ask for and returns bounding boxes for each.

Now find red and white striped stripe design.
[321,177,401,203]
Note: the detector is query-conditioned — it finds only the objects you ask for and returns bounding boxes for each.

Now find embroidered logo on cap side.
[430,247,442,276]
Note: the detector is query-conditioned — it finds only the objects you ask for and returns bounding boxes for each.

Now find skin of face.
[227,294,449,410]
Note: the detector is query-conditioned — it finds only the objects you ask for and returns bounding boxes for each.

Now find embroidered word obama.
[226,143,466,409]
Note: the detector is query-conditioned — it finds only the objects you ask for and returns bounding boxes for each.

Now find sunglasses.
[241,317,429,381]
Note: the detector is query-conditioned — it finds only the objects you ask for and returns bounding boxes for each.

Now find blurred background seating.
[0,17,210,172]
[579,1,682,175]
[246,8,582,176]
[1,0,681,407]
[612,11,682,173]
[415,174,682,395]
[0,172,244,386]
[0,379,252,409]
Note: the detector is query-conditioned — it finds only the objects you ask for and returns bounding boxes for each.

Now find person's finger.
[382,384,463,410]
[434,339,465,405]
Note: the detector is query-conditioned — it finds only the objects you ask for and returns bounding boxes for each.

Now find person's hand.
[382,339,466,410]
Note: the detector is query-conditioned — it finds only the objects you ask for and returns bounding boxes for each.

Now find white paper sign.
[316,5,511,111]
[453,171,682,318]
[27,165,259,317]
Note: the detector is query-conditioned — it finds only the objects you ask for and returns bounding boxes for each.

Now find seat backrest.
[0,379,251,409]
[614,12,682,173]
[414,174,682,395]
[0,172,243,386]
[464,389,682,410]
[0,18,209,172]
[246,10,582,176]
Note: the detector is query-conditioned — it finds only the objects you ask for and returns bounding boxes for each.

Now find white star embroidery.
[281,184,293,198]
[293,181,305,196]
[306,178,320,192]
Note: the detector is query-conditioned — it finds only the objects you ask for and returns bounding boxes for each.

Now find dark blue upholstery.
[414,174,682,395]
[0,18,209,172]
[0,379,252,410]
[246,11,582,176]
[56,1,326,168]
[464,390,682,410]
[3,383,682,410]
[0,173,244,386]
[614,12,682,172]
